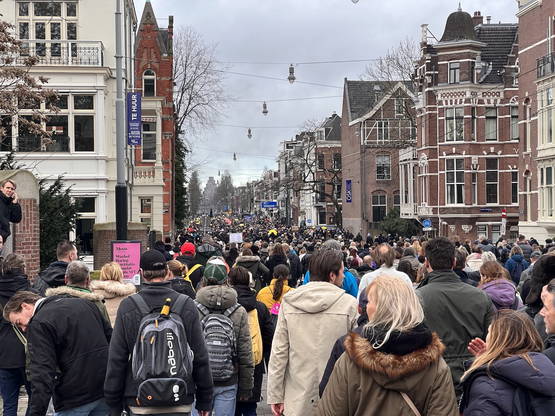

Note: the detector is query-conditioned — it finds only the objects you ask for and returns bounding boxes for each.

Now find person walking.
[505,246,530,285]
[33,241,78,296]
[267,248,358,416]
[104,249,214,416]
[460,310,555,415]
[317,275,458,415]
[90,261,136,325]
[417,237,495,397]
[167,259,196,299]
[478,261,522,310]
[0,255,31,416]
[235,248,269,292]
[264,243,289,286]
[256,264,293,312]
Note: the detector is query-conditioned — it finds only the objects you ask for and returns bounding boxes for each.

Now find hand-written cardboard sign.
[111,241,142,282]
[229,232,243,243]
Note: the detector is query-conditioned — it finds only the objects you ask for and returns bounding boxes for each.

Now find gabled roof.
[319,113,342,142]
[344,80,414,124]
[137,1,169,55]
[475,24,518,84]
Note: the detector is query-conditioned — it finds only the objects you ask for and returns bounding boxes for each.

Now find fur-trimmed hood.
[235,255,261,264]
[90,279,136,299]
[45,285,104,302]
[344,331,445,388]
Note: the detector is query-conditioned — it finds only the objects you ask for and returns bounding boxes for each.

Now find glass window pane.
[19,23,29,40]
[446,159,454,170]
[34,2,61,16]
[446,108,454,118]
[76,218,94,255]
[67,23,77,40]
[547,167,553,185]
[74,115,94,151]
[45,115,69,152]
[0,116,13,152]
[75,197,95,213]
[19,3,29,16]
[456,159,464,170]
[141,198,152,214]
[17,115,42,152]
[486,159,497,170]
[47,95,68,110]
[74,95,94,110]
[35,23,45,39]
[446,172,454,183]
[51,23,61,40]
[67,3,77,17]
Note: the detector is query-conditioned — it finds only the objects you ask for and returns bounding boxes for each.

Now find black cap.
[140,250,167,271]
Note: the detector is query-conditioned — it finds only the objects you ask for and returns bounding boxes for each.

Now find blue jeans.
[54,398,109,416]
[193,384,238,416]
[0,368,30,416]
[235,402,256,416]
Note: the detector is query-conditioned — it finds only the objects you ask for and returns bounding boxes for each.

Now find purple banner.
[127,92,142,146]
[345,179,352,203]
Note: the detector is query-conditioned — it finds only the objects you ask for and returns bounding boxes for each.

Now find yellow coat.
[256,279,294,310]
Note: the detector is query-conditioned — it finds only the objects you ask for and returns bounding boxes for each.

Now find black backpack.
[130,294,194,407]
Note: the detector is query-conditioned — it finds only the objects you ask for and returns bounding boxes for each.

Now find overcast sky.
[133,0,517,187]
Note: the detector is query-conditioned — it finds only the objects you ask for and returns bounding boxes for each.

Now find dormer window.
[449,62,460,84]
[143,70,156,97]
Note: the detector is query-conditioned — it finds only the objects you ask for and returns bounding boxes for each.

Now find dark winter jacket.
[170,277,196,299]
[287,252,302,288]
[195,243,221,265]
[33,261,68,296]
[545,334,555,364]
[0,272,30,369]
[175,254,204,290]
[265,254,289,286]
[417,270,495,397]
[454,269,478,287]
[460,353,555,415]
[480,279,522,310]
[505,254,530,285]
[233,284,275,403]
[517,242,534,262]
[195,285,254,397]
[0,192,22,242]
[234,255,269,291]
[45,285,111,326]
[27,296,112,416]
[104,281,214,413]
[153,241,172,261]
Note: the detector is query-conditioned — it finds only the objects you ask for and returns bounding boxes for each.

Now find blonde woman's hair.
[481,251,497,263]
[167,260,187,277]
[100,262,124,282]
[363,275,424,349]
[479,261,508,285]
[462,310,543,381]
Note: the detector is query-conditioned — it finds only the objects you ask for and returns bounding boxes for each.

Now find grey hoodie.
[195,285,254,396]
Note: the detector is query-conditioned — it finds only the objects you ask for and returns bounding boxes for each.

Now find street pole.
[115,0,128,240]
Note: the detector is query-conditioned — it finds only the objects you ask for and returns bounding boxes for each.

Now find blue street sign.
[127,92,142,145]
[260,201,278,209]
[422,219,432,228]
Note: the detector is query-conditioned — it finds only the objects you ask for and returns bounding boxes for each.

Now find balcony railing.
[537,53,555,79]
[134,166,159,185]
[417,205,434,216]
[12,40,104,67]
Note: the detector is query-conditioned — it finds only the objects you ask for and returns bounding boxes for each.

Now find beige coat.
[317,332,458,416]
[267,282,358,416]
[90,280,136,325]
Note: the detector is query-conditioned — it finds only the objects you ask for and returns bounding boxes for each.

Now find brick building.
[133,2,175,235]
[517,0,555,241]
[341,80,416,235]
[399,8,519,241]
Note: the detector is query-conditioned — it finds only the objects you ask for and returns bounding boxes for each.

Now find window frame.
[372,193,387,223]
[445,107,464,142]
[141,121,157,161]
[446,158,465,205]
[143,69,156,97]
[449,62,460,84]
[485,107,498,141]
[486,158,499,204]
[376,154,391,180]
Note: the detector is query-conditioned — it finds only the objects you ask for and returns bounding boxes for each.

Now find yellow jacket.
[256,279,294,310]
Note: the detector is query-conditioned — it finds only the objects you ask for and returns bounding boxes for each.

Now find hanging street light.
[288,64,296,84]
[247,128,252,139]
[262,101,268,116]
[233,152,237,161]
[351,0,360,3]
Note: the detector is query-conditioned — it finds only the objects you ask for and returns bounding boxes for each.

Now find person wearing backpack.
[104,249,213,416]
[229,266,274,416]
[194,257,254,416]
[505,246,530,286]
[460,310,555,415]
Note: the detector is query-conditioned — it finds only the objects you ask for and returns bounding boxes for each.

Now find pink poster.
[111,241,142,282]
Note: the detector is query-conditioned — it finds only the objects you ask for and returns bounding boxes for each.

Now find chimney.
[472,11,483,26]
[486,15,491,24]
[168,16,174,56]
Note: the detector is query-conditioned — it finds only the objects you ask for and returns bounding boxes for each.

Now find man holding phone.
[0,180,22,246]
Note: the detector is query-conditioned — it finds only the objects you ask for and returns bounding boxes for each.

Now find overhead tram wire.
[229,95,342,103]
[215,58,381,65]
[214,70,343,89]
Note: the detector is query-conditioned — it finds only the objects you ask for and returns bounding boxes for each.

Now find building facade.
[342,80,416,235]
[400,9,520,241]
[133,2,175,235]
[0,0,138,258]
[518,0,555,241]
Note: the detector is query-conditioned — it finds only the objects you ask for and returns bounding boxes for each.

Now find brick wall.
[13,198,40,280]
[93,223,149,270]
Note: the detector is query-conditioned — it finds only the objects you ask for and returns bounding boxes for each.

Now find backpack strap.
[195,300,210,317]
[129,293,151,315]
[223,304,241,317]
[185,264,202,281]
[171,294,189,315]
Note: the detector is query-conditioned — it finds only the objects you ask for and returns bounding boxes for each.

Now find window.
[74,95,94,110]
[0,116,13,151]
[318,210,326,225]
[446,158,464,204]
[335,183,342,200]
[143,70,156,97]
[511,106,519,140]
[472,172,478,204]
[547,167,554,217]
[75,196,96,256]
[449,62,460,84]
[395,98,404,117]
[376,154,391,180]
[74,115,94,151]
[142,122,156,161]
[512,171,519,204]
[393,192,401,211]
[19,23,29,40]
[34,2,62,16]
[47,94,68,110]
[372,193,387,223]
[45,115,69,151]
[318,182,326,202]
[445,108,464,141]
[66,3,77,17]
[332,153,341,170]
[19,3,29,16]
[317,153,325,170]
[485,107,497,141]
[486,159,499,204]
[18,115,41,151]
[492,225,501,242]
[140,198,152,214]
[377,120,389,142]
[75,197,95,213]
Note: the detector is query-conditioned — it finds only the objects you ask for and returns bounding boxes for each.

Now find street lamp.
[288,64,296,84]
[247,128,252,139]
[262,102,268,116]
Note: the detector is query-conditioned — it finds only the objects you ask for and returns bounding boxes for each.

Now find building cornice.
[516,0,543,17]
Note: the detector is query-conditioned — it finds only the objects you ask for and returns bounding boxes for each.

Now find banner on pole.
[127,92,142,145]
[345,179,352,203]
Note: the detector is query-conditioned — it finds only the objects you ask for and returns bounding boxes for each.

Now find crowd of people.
[1,215,555,416]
